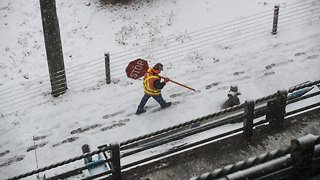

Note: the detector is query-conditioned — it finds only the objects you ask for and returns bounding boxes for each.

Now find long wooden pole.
[157,74,196,91]
[167,78,196,91]
[144,67,196,91]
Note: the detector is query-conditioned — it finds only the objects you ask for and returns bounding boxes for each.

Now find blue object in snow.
[85,154,111,177]
[287,86,314,100]
[82,144,111,177]
[85,154,110,176]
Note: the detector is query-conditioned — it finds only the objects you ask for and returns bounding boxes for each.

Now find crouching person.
[223,85,241,109]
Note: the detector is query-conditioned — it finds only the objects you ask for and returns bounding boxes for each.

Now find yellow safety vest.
[143,68,161,96]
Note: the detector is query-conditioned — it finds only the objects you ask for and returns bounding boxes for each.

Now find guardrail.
[190,134,320,180]
[7,145,119,180]
[8,80,320,179]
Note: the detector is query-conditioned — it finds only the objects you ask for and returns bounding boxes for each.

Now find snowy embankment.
[0,0,320,178]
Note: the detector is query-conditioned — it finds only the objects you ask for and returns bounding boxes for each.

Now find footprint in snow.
[277,59,294,66]
[0,150,10,157]
[33,135,49,141]
[294,52,306,56]
[118,118,130,124]
[265,63,276,70]
[217,86,229,91]
[205,82,220,90]
[0,155,26,167]
[265,59,294,70]
[52,137,79,148]
[170,92,184,98]
[103,110,126,119]
[71,124,102,134]
[264,71,275,76]
[100,119,130,131]
[233,71,245,76]
[235,75,251,81]
[307,55,319,59]
[27,142,48,152]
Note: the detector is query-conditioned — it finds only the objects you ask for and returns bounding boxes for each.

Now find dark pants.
[137,94,166,112]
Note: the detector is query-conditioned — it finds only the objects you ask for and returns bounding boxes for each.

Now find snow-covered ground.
[0,0,320,178]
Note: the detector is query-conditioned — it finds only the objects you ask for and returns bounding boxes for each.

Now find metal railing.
[113,81,320,178]
[8,80,319,179]
[7,144,119,180]
[190,134,320,180]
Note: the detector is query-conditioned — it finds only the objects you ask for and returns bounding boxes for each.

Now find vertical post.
[266,90,287,129]
[290,134,319,179]
[39,0,67,97]
[272,5,280,35]
[243,100,255,141]
[110,143,121,180]
[81,144,92,164]
[105,53,111,84]
[33,136,40,177]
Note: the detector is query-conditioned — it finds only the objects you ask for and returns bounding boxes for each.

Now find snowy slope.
[0,0,320,178]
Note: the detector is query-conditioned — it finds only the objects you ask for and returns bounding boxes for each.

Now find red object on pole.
[126,59,196,91]
[125,58,149,79]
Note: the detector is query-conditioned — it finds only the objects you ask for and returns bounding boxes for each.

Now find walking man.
[136,63,172,115]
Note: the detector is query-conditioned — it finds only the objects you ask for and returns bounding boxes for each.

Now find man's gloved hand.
[163,77,170,83]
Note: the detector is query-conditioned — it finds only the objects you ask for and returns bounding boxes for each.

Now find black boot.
[135,109,146,115]
[162,102,172,109]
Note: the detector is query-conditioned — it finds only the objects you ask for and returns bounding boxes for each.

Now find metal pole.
[110,143,121,180]
[266,90,287,129]
[291,134,319,179]
[33,136,40,178]
[105,53,111,84]
[39,0,67,97]
[81,144,92,164]
[272,5,280,35]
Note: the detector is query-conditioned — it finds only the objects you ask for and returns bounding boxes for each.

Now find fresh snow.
[0,0,320,179]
